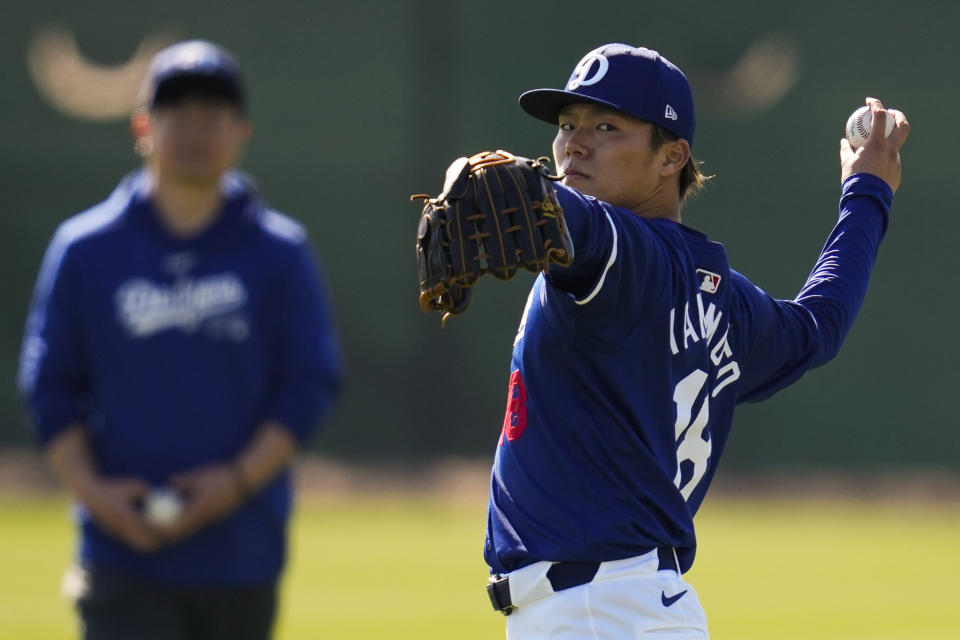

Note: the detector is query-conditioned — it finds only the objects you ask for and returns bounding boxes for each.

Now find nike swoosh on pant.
[661,589,688,607]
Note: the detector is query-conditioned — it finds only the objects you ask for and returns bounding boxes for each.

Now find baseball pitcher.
[414,43,908,638]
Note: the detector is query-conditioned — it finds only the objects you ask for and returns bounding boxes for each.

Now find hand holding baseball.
[845,105,895,149]
[841,97,910,193]
[79,477,163,552]
[143,487,184,526]
[154,463,249,543]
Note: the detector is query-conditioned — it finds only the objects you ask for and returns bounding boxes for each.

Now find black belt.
[487,546,679,616]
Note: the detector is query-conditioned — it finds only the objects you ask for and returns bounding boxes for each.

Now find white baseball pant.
[497,548,709,639]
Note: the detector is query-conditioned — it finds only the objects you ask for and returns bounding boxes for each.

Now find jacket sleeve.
[263,242,343,444]
[734,173,893,403]
[18,231,91,447]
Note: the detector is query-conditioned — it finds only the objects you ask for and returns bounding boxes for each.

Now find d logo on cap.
[566,53,609,90]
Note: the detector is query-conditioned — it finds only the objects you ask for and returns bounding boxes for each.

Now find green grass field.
[2,491,958,639]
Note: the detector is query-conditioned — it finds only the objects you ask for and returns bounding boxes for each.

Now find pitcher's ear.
[660,138,691,178]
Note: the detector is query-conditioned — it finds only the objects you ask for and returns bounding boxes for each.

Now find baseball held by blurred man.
[18,40,342,640]
[413,43,909,638]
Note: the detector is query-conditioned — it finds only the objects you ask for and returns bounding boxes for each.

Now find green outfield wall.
[1,1,956,469]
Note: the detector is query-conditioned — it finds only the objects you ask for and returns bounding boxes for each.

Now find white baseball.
[845,106,895,149]
[144,488,183,526]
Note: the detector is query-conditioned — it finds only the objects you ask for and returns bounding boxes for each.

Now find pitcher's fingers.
[864,101,891,149]
[864,97,889,137]
[886,108,907,125]
[840,137,855,163]
[886,109,911,149]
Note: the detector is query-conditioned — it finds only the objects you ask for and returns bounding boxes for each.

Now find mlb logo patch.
[696,269,721,294]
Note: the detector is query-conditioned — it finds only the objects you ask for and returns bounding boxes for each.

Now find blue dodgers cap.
[138,40,244,110]
[520,43,695,147]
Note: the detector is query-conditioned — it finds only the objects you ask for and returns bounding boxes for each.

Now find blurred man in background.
[18,39,341,640]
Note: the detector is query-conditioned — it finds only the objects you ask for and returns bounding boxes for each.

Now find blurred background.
[3,0,958,469]
[2,1,958,638]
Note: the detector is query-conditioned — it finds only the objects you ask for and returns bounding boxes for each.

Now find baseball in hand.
[845,106,895,149]
[144,488,184,526]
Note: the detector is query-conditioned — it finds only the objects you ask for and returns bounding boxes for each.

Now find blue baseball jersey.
[19,169,342,585]
[485,174,892,575]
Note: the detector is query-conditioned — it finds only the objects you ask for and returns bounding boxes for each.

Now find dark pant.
[74,566,278,640]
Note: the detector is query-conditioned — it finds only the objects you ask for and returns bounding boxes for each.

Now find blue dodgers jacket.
[19,169,342,585]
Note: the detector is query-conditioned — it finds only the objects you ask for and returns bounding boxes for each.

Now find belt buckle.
[486,574,515,616]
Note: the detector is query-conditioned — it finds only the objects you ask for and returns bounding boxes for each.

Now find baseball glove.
[412,150,573,325]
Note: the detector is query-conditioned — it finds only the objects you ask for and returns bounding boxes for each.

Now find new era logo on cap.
[665,105,678,120]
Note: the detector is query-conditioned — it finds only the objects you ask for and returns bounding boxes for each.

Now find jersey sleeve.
[18,232,92,447]
[549,185,616,295]
[262,242,343,445]
[545,185,668,324]
[734,173,893,402]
